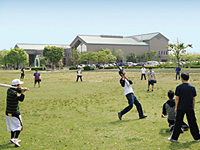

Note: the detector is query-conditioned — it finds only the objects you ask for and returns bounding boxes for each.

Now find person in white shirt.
[141,65,146,80]
[76,67,83,82]
[147,67,156,92]
[118,69,147,120]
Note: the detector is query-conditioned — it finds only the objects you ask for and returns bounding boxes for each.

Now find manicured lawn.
[0,69,200,149]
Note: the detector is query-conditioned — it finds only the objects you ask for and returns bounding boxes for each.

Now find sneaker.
[182,127,189,131]
[195,139,200,142]
[147,89,149,92]
[10,139,20,147]
[139,115,147,119]
[152,89,153,92]
[168,137,177,142]
[9,139,21,143]
[118,112,122,120]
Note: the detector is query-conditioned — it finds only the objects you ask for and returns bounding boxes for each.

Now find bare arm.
[175,96,179,113]
[193,97,196,109]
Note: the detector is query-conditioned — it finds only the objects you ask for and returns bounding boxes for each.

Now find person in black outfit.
[161,90,189,132]
[168,72,200,142]
[20,68,25,79]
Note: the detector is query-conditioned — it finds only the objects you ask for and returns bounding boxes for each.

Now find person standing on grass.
[33,69,41,88]
[147,67,156,92]
[6,79,28,147]
[20,68,25,79]
[161,90,189,132]
[118,69,147,120]
[141,65,146,80]
[175,65,181,80]
[168,72,200,142]
[76,67,83,82]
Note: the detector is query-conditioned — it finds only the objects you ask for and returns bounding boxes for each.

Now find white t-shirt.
[77,70,82,76]
[122,79,134,95]
[141,68,146,74]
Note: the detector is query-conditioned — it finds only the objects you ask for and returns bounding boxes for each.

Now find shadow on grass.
[109,119,139,125]
[168,141,198,149]
[159,128,171,137]
[0,143,17,149]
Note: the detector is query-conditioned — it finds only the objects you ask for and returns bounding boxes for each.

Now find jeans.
[176,73,180,80]
[171,109,200,140]
[121,93,144,117]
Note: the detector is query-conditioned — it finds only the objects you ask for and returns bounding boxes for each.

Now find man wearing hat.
[5,79,28,147]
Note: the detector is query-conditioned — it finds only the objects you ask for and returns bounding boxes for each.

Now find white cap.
[11,79,24,86]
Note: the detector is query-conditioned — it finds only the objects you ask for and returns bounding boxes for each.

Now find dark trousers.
[76,75,82,82]
[121,93,144,117]
[176,73,180,80]
[171,109,200,140]
[141,74,146,80]
[20,73,24,79]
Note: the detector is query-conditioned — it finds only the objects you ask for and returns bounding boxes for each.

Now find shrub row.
[83,65,95,70]
[31,67,46,70]
[24,67,30,70]
[69,66,78,70]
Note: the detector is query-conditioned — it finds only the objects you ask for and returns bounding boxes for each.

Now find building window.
[166,51,168,55]
[63,58,66,65]
[164,51,165,55]
[161,51,163,55]
[158,51,160,55]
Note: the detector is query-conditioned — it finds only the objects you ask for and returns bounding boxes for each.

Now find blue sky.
[0,0,200,53]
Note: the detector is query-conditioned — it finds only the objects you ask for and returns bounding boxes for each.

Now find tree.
[167,53,176,62]
[43,46,65,67]
[96,51,107,64]
[147,51,157,60]
[0,50,9,67]
[107,53,116,63]
[113,49,124,63]
[71,48,80,65]
[126,51,138,63]
[166,41,193,64]
[138,52,150,62]
[155,54,160,62]
[79,52,97,64]
[6,48,28,68]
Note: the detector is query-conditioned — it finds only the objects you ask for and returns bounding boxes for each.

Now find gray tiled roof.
[128,32,169,41]
[15,44,71,50]
[71,35,148,46]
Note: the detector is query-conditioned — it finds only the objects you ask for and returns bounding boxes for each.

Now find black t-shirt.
[175,83,197,110]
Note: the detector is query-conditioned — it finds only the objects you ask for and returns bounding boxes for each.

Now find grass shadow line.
[168,140,197,149]
[0,143,17,149]
[109,118,139,125]
[159,128,171,137]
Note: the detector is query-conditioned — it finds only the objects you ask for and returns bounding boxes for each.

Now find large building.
[15,44,72,66]
[15,32,169,66]
[70,32,169,62]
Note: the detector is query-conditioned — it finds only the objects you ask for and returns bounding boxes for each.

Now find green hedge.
[190,65,200,68]
[99,66,103,69]
[69,66,78,70]
[164,66,176,68]
[31,67,46,70]
[104,66,118,69]
[83,65,95,70]
[24,67,30,70]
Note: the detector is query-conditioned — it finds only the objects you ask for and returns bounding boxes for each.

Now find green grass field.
[0,69,200,150]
